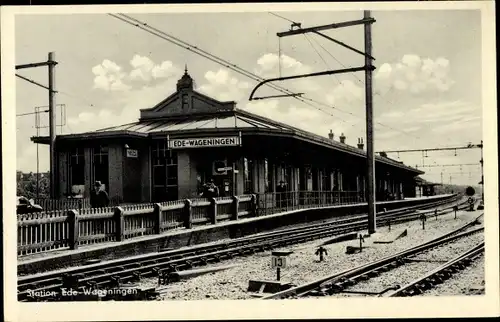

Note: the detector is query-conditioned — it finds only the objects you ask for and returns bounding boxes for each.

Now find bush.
[16,172,50,199]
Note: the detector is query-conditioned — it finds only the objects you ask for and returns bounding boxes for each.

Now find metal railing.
[257,190,362,216]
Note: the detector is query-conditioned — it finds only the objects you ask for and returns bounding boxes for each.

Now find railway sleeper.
[157,270,169,285]
[428,275,443,284]
[420,280,434,290]
[110,276,122,288]
[408,286,423,296]
[462,258,473,266]
[62,273,81,289]
[308,289,327,297]
[131,271,142,282]
[378,265,392,273]
[356,274,371,281]
[326,283,345,294]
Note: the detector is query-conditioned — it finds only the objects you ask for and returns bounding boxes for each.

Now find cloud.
[92,59,130,91]
[128,55,178,82]
[375,55,455,94]
[255,53,312,77]
[326,79,364,106]
[198,68,251,102]
[92,55,179,91]
[254,53,321,93]
[67,76,179,133]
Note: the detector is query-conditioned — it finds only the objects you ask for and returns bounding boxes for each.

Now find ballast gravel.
[137,209,484,301]
[416,255,485,296]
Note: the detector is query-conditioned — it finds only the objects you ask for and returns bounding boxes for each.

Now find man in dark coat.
[90,181,110,208]
[202,179,219,198]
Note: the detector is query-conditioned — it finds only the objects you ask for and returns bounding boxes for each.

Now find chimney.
[380,152,388,158]
[357,138,364,150]
[339,133,346,144]
[328,129,334,140]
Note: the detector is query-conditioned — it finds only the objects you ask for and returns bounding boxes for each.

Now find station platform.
[18,194,456,275]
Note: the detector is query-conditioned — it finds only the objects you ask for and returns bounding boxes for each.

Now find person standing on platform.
[90,181,110,208]
[202,178,219,198]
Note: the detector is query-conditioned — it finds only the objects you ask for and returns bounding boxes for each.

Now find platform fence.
[18,191,456,256]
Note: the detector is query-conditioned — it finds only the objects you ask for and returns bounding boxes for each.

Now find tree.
[16,172,50,199]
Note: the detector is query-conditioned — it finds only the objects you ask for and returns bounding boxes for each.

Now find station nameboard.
[168,136,241,149]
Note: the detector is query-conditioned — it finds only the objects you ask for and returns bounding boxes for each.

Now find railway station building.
[32,69,424,204]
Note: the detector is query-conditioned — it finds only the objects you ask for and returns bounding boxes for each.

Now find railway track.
[262,212,484,299]
[18,196,466,301]
[384,242,484,297]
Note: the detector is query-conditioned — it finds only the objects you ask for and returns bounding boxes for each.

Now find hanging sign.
[168,136,241,149]
[126,149,138,158]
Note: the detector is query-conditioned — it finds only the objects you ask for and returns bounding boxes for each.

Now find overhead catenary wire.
[267,12,450,142]
[109,13,354,124]
[112,12,472,146]
[109,13,396,130]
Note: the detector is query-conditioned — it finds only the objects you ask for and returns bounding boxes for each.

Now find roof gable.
[139,87,236,120]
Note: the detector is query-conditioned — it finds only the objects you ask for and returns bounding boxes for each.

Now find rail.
[17,192,457,256]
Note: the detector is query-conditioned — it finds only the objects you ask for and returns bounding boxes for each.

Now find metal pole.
[48,52,57,198]
[35,107,40,198]
[36,139,40,198]
[232,162,236,195]
[364,10,376,234]
[478,140,484,202]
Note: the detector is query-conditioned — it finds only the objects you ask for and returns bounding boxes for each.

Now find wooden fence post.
[67,209,79,250]
[210,198,218,225]
[184,199,192,229]
[154,203,162,234]
[232,196,239,221]
[250,194,257,217]
[114,207,124,241]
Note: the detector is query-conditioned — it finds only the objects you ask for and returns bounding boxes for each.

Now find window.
[152,140,178,202]
[243,157,254,194]
[69,147,85,187]
[182,94,189,109]
[93,146,109,191]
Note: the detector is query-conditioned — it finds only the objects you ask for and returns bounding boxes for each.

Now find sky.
[14,8,484,186]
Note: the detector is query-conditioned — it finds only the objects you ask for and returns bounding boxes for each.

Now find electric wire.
[109,13,354,125]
